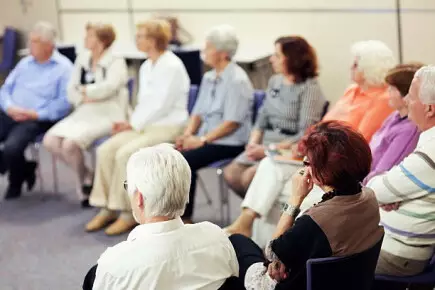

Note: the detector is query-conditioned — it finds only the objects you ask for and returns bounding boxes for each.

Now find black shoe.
[81,198,91,208]
[24,161,37,192]
[4,185,22,200]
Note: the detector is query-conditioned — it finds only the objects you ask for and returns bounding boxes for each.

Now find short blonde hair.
[137,19,171,51]
[86,22,116,49]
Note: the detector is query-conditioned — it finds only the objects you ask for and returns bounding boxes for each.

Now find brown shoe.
[85,213,118,232]
[105,218,137,236]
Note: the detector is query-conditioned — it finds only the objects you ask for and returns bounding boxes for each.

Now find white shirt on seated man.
[84,144,238,290]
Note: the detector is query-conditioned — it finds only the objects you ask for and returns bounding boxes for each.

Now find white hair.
[32,21,56,43]
[205,24,239,59]
[126,144,191,219]
[415,65,435,104]
[351,40,396,86]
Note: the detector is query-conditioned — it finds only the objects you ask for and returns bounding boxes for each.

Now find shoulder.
[267,74,283,88]
[186,221,230,240]
[53,52,73,68]
[342,83,359,95]
[15,56,33,68]
[74,51,91,65]
[97,241,137,275]
[230,63,251,83]
[161,51,185,69]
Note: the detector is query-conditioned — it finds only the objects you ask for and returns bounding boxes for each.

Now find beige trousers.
[89,125,183,211]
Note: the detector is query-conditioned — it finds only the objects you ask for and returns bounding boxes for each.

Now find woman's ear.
[426,104,435,118]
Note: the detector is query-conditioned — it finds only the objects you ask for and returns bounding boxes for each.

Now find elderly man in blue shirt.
[0,21,72,199]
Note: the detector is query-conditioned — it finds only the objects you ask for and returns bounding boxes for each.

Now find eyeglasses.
[303,156,310,167]
[123,180,128,191]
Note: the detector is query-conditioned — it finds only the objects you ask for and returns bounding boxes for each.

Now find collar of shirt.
[127,217,184,241]
[351,84,388,100]
[30,50,63,64]
[417,125,435,147]
[204,61,236,84]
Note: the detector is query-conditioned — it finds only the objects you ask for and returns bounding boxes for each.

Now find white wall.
[2,0,434,103]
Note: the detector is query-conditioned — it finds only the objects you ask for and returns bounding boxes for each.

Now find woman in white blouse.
[43,23,129,207]
[85,18,190,236]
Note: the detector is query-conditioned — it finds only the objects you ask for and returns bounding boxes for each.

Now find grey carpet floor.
[0,148,243,290]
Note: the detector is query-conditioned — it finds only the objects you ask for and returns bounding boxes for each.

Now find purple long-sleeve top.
[364,111,420,184]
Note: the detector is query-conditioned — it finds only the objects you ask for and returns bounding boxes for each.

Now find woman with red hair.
[228,121,383,290]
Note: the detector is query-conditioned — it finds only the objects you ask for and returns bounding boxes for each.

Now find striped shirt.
[255,75,326,143]
[367,126,435,261]
[192,62,253,146]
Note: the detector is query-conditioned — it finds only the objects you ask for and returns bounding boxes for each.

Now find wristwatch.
[282,203,301,218]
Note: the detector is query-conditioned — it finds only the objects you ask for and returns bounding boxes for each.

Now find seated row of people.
[84,65,435,289]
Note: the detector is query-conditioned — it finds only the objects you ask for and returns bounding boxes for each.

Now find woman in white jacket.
[43,23,129,207]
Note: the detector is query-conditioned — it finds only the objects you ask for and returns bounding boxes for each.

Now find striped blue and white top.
[367,126,435,262]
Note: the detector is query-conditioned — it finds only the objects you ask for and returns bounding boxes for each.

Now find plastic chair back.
[0,27,18,72]
[252,90,266,124]
[306,236,383,290]
[127,78,134,102]
[187,85,199,114]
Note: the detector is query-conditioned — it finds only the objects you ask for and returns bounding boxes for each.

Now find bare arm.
[203,121,240,143]
[183,115,202,136]
[248,129,264,144]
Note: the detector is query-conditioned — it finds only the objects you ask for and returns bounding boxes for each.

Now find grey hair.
[126,144,191,219]
[32,21,56,43]
[415,65,435,104]
[205,24,239,59]
[351,40,396,86]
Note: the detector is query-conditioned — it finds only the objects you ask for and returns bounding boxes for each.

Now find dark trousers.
[0,110,54,186]
[181,144,244,219]
[229,234,267,284]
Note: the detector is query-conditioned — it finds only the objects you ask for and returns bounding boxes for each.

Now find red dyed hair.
[299,121,372,193]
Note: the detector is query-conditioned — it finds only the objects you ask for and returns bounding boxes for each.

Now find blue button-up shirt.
[192,62,253,146]
[0,51,73,121]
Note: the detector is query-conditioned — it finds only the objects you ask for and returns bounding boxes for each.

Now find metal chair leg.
[197,175,213,205]
[51,154,59,193]
[217,168,230,226]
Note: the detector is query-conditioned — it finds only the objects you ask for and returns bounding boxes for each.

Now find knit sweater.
[368,126,435,261]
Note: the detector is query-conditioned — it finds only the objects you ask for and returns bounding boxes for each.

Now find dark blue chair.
[373,255,435,290]
[187,85,199,114]
[306,236,384,290]
[0,27,18,73]
[173,49,202,86]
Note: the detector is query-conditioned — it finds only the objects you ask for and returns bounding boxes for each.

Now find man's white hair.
[32,21,56,43]
[126,144,191,219]
[205,24,239,59]
[415,65,435,105]
[351,40,396,86]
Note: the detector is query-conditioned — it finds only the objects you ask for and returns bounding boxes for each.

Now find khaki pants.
[376,250,428,277]
[89,125,183,211]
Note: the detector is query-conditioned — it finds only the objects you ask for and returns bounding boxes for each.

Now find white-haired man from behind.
[368,65,435,277]
[83,144,239,290]
[0,21,72,199]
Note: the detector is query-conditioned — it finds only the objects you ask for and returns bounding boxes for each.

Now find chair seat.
[208,159,232,169]
[91,136,110,147]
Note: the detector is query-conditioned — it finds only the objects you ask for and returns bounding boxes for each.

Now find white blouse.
[130,50,190,131]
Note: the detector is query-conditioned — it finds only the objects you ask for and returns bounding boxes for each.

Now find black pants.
[0,110,54,186]
[229,234,267,284]
[181,144,244,219]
